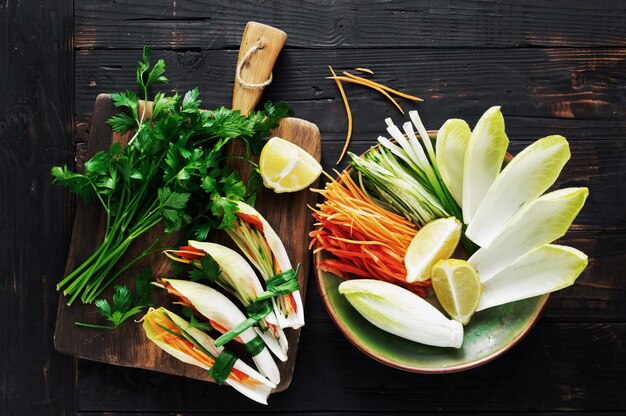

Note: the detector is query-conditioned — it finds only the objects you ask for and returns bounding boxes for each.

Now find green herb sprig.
[75,269,154,329]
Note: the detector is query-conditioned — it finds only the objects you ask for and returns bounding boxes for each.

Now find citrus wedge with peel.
[432,259,482,325]
[259,137,322,193]
[405,217,462,283]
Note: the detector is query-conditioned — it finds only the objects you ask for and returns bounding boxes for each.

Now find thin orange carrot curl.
[310,171,430,296]
[329,65,353,165]
[354,67,374,75]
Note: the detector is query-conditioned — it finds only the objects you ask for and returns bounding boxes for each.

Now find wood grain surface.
[54,94,321,393]
[4,0,626,414]
[0,0,76,414]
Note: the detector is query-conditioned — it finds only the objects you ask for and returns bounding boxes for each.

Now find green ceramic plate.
[313,137,548,372]
[315,250,548,373]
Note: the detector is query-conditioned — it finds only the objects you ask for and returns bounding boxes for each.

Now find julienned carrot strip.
[329,65,352,165]
[354,67,374,75]
[342,71,424,102]
[330,236,390,247]
[327,75,405,114]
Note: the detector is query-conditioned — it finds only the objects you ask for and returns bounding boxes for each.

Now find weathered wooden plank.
[77,322,626,413]
[75,48,626,125]
[74,0,626,49]
[0,0,76,415]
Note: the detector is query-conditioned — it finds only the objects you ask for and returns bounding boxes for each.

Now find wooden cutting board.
[54,93,321,392]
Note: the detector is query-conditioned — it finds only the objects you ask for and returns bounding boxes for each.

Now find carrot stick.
[329,65,353,164]
[354,67,374,75]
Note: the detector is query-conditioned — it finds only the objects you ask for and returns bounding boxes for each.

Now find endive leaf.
[477,244,588,311]
[339,279,463,348]
[466,135,570,248]
[462,106,509,224]
[468,187,589,282]
[188,241,264,305]
[436,119,471,206]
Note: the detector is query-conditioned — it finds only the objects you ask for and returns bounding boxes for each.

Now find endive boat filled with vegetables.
[226,201,305,330]
[143,307,275,404]
[154,278,281,384]
[313,106,588,372]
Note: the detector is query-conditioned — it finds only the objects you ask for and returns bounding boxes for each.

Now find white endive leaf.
[339,279,463,348]
[462,106,509,224]
[188,241,264,304]
[468,187,589,282]
[163,279,281,384]
[477,244,588,311]
[436,119,471,205]
[467,135,570,248]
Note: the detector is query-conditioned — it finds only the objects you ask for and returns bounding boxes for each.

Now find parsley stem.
[74,322,114,329]
[96,236,168,297]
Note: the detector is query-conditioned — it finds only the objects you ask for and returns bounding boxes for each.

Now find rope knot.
[236,38,273,90]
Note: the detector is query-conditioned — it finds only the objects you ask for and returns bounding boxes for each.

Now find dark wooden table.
[3,1,626,414]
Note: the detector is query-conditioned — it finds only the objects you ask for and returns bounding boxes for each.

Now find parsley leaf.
[180,307,213,332]
[211,197,239,229]
[189,254,221,284]
[75,269,154,329]
[107,112,137,134]
[158,188,191,232]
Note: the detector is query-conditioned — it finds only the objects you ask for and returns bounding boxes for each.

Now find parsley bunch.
[53,47,289,305]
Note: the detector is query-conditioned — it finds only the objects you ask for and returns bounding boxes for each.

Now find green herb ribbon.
[211,266,299,348]
[256,264,301,301]
[243,335,266,357]
[213,300,273,347]
[207,349,238,385]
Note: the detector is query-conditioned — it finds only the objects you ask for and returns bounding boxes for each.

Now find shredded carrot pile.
[310,171,430,296]
[327,66,423,164]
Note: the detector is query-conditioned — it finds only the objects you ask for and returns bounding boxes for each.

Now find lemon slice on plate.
[259,137,322,193]
[405,217,462,283]
[432,259,482,325]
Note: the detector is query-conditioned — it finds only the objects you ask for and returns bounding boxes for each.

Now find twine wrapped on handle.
[236,39,273,90]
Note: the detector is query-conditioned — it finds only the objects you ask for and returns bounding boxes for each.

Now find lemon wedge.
[405,217,462,283]
[259,137,322,193]
[432,259,482,324]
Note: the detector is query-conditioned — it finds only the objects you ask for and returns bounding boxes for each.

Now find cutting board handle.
[232,22,287,115]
